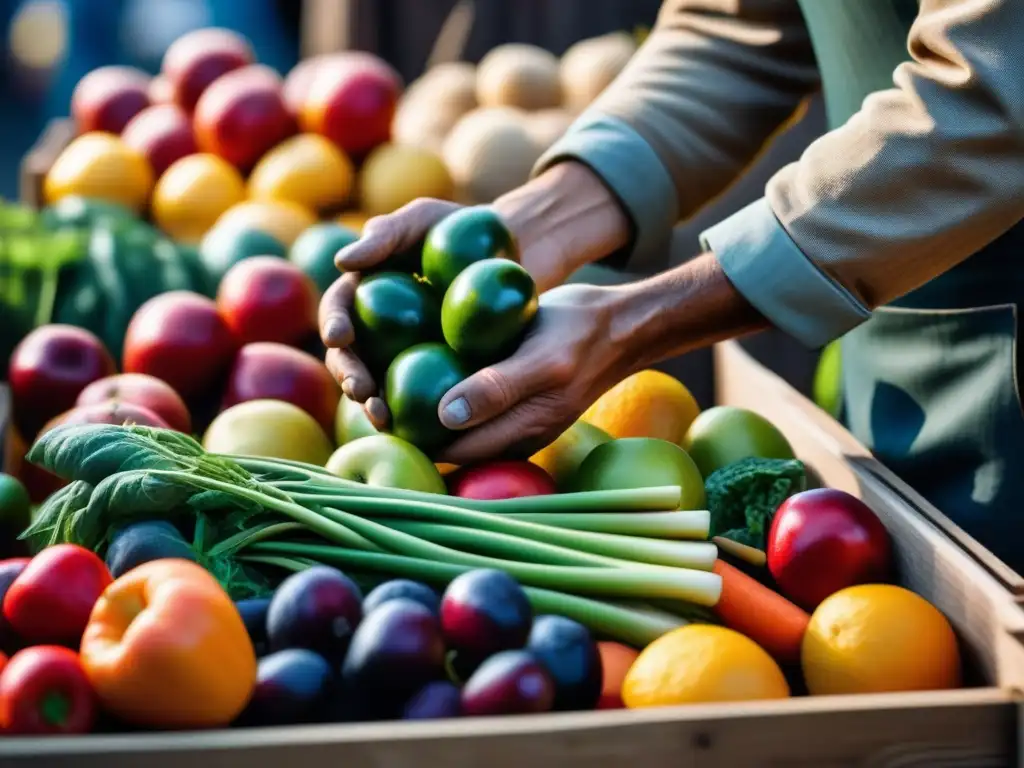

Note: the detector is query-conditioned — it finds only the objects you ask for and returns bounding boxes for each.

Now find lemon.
[358,143,455,216]
[583,370,701,445]
[622,625,789,708]
[802,584,961,696]
[248,133,354,214]
[44,132,153,213]
[215,200,318,247]
[151,153,245,244]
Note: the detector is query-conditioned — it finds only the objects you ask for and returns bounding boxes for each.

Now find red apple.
[71,66,151,135]
[121,103,198,178]
[122,291,237,400]
[7,325,116,442]
[76,373,192,434]
[216,257,318,347]
[448,461,557,500]
[161,27,254,112]
[194,64,296,170]
[149,74,174,105]
[300,55,401,156]
[283,52,377,117]
[767,488,893,611]
[20,401,171,503]
[222,342,339,432]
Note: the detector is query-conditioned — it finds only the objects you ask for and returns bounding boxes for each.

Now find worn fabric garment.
[537,0,1024,570]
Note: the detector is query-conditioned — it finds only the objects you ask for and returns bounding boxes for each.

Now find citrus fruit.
[582,370,700,444]
[597,641,639,709]
[215,200,317,247]
[43,132,153,213]
[151,153,245,244]
[248,133,354,214]
[683,405,794,478]
[622,625,789,708]
[358,143,455,216]
[801,584,961,696]
[337,210,371,233]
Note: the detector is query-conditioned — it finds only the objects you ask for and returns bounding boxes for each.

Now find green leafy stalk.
[499,510,711,539]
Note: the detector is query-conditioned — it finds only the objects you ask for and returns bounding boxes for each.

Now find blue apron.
[797,0,1024,571]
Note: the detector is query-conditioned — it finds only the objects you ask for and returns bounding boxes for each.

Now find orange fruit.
[151,153,245,243]
[248,133,354,213]
[802,584,961,696]
[597,641,639,709]
[44,132,153,213]
[582,370,700,444]
[622,625,789,708]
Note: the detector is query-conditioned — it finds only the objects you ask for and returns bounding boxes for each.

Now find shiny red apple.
[767,488,893,610]
[76,373,192,434]
[283,52,377,117]
[7,325,116,442]
[448,461,557,500]
[71,65,151,134]
[122,291,237,400]
[222,342,339,432]
[161,27,254,112]
[299,55,401,156]
[216,256,319,347]
[121,103,198,178]
[193,64,296,170]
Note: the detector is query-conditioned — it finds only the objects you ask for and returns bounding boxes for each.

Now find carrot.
[711,560,810,665]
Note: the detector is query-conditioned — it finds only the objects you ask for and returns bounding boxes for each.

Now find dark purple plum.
[235,596,273,657]
[267,566,363,661]
[461,650,555,717]
[0,558,29,654]
[440,569,532,662]
[402,680,463,720]
[363,579,441,617]
[236,649,335,726]
[526,615,602,711]
[104,520,196,578]
[341,598,447,721]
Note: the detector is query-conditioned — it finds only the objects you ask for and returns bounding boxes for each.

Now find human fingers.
[325,347,376,402]
[335,198,462,272]
[363,396,390,431]
[440,396,572,465]
[318,271,360,348]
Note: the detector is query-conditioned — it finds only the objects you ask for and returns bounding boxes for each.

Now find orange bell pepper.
[79,558,256,729]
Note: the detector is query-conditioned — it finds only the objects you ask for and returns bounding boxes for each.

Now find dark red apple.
[222,343,340,433]
[20,401,171,503]
[194,64,296,170]
[767,488,893,611]
[448,461,557,500]
[7,325,116,442]
[71,65,151,134]
[283,52,377,117]
[216,257,318,347]
[76,373,192,434]
[122,291,237,400]
[121,103,198,178]
[161,27,254,113]
[299,55,401,157]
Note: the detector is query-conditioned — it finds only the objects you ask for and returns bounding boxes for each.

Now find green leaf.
[19,480,94,551]
[705,458,807,550]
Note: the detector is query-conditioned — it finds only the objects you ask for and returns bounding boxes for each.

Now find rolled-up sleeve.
[703,0,1024,348]
[534,0,820,274]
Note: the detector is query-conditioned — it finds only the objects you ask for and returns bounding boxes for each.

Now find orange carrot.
[712,560,810,665]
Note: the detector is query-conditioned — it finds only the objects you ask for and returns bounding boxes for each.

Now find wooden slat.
[18,118,76,209]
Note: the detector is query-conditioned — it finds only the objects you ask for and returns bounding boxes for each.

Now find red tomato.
[122,291,237,399]
[216,257,319,347]
[0,646,97,734]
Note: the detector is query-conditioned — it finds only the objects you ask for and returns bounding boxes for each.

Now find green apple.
[203,399,334,465]
[683,406,794,478]
[530,420,612,491]
[570,437,706,510]
[325,434,447,494]
[334,394,379,445]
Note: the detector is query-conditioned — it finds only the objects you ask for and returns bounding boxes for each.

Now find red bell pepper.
[3,545,112,646]
[0,646,97,734]
[0,558,30,654]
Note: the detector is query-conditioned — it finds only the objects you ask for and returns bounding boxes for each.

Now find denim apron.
[797,0,1024,571]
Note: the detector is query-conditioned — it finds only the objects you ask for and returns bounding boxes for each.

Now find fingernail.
[335,245,360,269]
[322,316,346,345]
[441,397,471,427]
[341,378,356,399]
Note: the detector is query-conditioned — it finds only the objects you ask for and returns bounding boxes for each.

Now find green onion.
[499,510,710,539]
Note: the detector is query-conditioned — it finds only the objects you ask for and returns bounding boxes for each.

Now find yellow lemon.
[151,153,245,244]
[622,625,789,708]
[248,133,354,214]
[44,132,153,213]
[358,143,455,216]
[215,199,317,247]
[582,370,700,444]
[802,584,961,696]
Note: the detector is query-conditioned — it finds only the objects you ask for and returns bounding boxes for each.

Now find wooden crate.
[2,340,1024,767]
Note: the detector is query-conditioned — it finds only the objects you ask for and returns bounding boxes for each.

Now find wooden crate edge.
[19,118,76,209]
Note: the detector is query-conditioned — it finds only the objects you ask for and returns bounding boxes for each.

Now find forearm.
[608,252,768,374]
